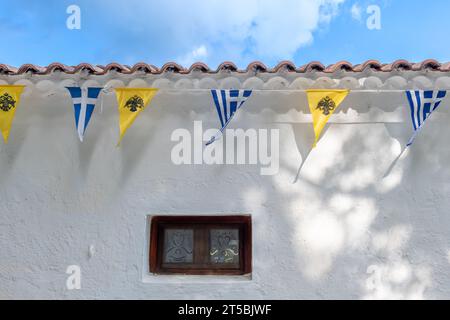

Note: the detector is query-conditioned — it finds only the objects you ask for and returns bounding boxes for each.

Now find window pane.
[210,229,239,264]
[163,229,194,263]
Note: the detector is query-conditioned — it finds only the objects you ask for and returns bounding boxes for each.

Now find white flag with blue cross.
[206,89,252,145]
[405,90,446,146]
[66,87,103,142]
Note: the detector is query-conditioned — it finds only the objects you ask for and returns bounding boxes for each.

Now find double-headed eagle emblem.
[0,93,16,112]
[124,95,144,112]
[316,96,336,116]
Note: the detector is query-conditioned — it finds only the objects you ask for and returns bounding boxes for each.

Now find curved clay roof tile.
[72,63,102,74]
[246,61,268,73]
[299,61,326,72]
[382,59,413,72]
[46,63,74,74]
[216,61,238,72]
[101,63,131,74]
[188,62,211,73]
[0,64,18,74]
[17,64,46,74]
[129,62,159,74]
[412,59,441,71]
[160,62,185,73]
[440,62,450,72]
[274,61,296,72]
[324,61,353,73]
[353,60,382,72]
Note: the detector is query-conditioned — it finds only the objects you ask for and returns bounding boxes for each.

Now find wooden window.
[149,216,252,275]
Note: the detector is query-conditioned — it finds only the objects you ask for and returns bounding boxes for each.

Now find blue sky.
[0,0,449,68]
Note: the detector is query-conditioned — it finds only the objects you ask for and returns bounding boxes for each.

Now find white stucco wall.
[1,70,450,299]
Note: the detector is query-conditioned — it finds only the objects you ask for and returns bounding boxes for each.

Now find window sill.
[141,272,252,284]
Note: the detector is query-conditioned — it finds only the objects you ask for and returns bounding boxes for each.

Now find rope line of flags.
[0,85,447,148]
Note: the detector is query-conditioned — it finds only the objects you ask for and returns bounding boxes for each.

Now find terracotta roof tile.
[0,64,18,74]
[441,62,450,72]
[160,62,186,73]
[216,61,239,72]
[246,61,268,73]
[188,62,211,73]
[412,59,441,71]
[101,62,131,74]
[299,61,326,72]
[381,59,413,72]
[324,61,353,73]
[129,62,159,74]
[352,60,382,72]
[72,63,103,74]
[274,61,296,72]
[17,64,47,74]
[0,60,448,75]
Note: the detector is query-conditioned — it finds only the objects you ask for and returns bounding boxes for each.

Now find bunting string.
[0,85,448,151]
[117,89,449,93]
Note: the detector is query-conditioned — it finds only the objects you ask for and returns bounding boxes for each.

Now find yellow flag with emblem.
[0,85,25,143]
[115,88,158,145]
[306,89,350,148]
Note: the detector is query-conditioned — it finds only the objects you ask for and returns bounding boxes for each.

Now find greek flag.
[206,89,252,145]
[66,87,103,142]
[406,90,446,146]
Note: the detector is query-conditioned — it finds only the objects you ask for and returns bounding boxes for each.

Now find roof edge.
[1,60,449,75]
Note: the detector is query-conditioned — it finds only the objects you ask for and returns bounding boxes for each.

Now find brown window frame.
[149,215,252,275]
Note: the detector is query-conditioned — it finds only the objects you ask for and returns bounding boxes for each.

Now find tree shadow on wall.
[134,117,448,299]
[267,117,450,299]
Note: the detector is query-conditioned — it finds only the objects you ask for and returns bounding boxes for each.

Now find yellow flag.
[115,88,158,145]
[0,85,25,143]
[306,89,350,148]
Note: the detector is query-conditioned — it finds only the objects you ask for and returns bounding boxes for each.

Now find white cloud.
[351,3,362,21]
[178,45,208,66]
[100,0,346,67]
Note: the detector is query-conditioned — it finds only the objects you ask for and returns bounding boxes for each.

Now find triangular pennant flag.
[0,85,25,143]
[306,89,350,148]
[66,87,103,142]
[405,90,446,147]
[206,89,253,145]
[115,88,158,145]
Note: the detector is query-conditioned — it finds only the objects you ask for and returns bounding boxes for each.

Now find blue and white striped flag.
[66,87,103,142]
[405,90,446,146]
[206,89,252,145]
